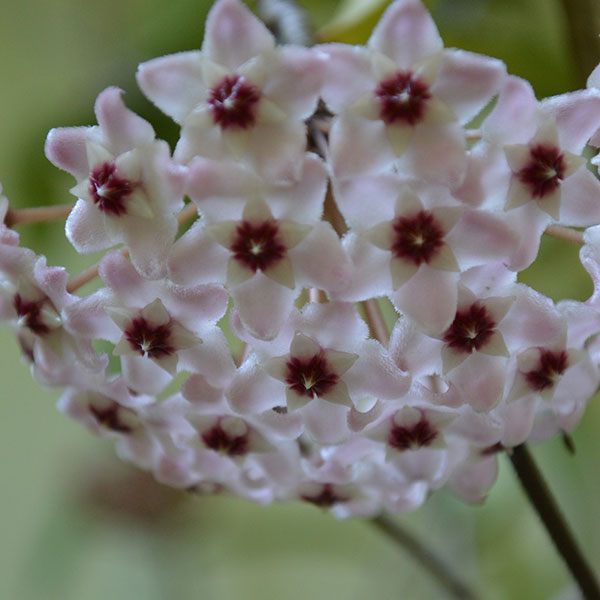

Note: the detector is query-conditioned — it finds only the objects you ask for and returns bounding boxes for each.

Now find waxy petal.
[433,50,505,125]
[368,0,443,67]
[137,51,205,124]
[202,0,275,71]
[95,87,155,154]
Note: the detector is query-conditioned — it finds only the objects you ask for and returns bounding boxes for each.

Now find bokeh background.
[1,0,600,598]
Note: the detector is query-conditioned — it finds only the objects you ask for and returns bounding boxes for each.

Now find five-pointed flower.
[107,298,201,375]
[45,87,186,278]
[504,120,586,219]
[265,333,358,411]
[136,0,325,181]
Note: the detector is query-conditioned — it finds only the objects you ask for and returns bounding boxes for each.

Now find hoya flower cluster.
[3,0,600,518]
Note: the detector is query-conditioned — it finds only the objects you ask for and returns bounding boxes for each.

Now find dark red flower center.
[13,293,51,336]
[208,75,261,130]
[525,349,569,391]
[376,70,431,126]
[517,144,566,198]
[230,220,286,273]
[201,422,248,457]
[443,303,496,354]
[89,401,136,434]
[301,484,348,507]
[391,210,445,265]
[389,413,438,451]
[88,162,136,216]
[125,317,174,359]
[285,352,339,399]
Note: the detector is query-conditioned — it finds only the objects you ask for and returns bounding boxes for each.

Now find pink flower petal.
[231,272,296,340]
[94,87,155,155]
[542,88,600,153]
[65,200,113,253]
[368,0,443,68]
[317,43,374,112]
[291,222,352,293]
[202,0,274,71]
[168,221,229,285]
[136,51,205,123]
[391,266,458,335]
[45,127,99,180]
[434,49,505,125]
[301,397,350,444]
[262,46,325,120]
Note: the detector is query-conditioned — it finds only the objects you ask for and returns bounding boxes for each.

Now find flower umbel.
[4,0,600,534]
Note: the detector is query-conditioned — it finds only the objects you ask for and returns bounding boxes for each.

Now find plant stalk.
[371,513,479,600]
[509,444,600,599]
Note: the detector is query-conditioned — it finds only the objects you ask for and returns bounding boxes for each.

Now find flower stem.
[465,129,482,141]
[371,513,479,600]
[66,263,102,294]
[177,203,198,226]
[309,288,327,303]
[5,203,74,227]
[544,225,584,245]
[361,299,390,346]
[67,248,130,294]
[508,444,600,599]
[66,206,197,294]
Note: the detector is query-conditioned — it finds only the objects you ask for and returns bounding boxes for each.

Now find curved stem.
[309,288,327,303]
[509,444,600,599]
[66,263,101,294]
[465,129,482,141]
[544,225,584,245]
[177,203,198,226]
[6,203,74,227]
[371,514,479,600]
[361,299,390,346]
[66,206,196,294]
[67,248,129,294]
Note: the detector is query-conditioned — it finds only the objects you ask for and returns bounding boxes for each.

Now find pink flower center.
[525,349,569,391]
[201,422,248,456]
[388,413,438,451]
[376,70,431,126]
[13,293,51,335]
[285,353,339,398]
[391,210,445,265]
[208,75,261,130]
[301,484,348,507]
[230,220,286,273]
[443,303,496,353]
[125,317,174,359]
[89,401,136,434]
[517,144,566,198]
[89,162,136,216]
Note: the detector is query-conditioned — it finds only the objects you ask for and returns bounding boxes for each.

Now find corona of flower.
[3,0,600,522]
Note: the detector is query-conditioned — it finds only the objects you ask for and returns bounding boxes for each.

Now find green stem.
[371,513,479,600]
[509,444,600,599]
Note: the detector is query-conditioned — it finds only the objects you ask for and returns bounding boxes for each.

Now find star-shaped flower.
[45,87,186,278]
[265,333,358,411]
[136,0,325,181]
[319,0,505,186]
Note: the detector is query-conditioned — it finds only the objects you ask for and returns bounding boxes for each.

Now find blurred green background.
[1,0,600,598]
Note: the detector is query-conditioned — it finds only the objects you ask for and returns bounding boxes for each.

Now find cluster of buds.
[3,0,600,518]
